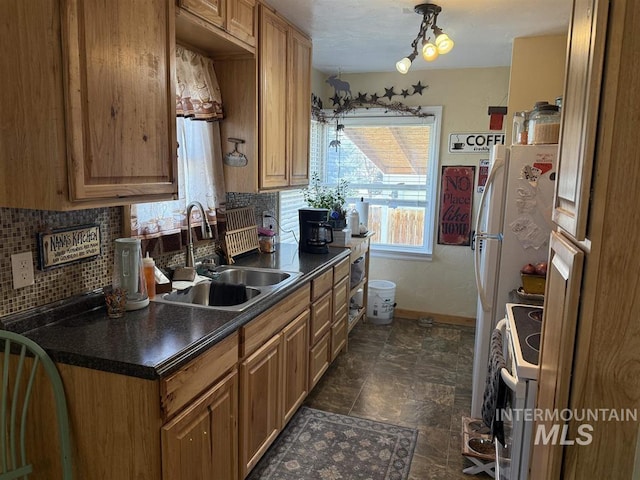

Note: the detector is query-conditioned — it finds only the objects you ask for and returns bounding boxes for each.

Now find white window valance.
[129,46,227,253]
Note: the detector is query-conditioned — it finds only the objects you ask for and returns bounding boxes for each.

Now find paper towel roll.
[356,199,369,230]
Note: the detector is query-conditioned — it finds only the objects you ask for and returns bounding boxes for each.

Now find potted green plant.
[302,172,349,229]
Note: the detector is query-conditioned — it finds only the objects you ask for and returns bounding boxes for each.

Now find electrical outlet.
[11,252,35,289]
[262,211,275,229]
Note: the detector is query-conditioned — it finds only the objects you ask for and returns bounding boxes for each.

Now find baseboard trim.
[394,308,475,328]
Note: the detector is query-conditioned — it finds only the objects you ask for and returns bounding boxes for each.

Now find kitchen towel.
[481,327,508,446]
[209,281,247,306]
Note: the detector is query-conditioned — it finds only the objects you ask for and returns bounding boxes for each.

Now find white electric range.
[495,303,543,480]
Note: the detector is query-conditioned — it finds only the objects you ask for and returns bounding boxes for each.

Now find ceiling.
[264,0,572,74]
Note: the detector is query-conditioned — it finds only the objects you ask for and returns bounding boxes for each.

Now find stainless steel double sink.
[152,265,303,311]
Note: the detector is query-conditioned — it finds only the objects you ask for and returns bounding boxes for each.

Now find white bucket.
[367,280,396,325]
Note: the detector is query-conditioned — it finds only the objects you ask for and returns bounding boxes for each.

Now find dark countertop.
[1,243,350,381]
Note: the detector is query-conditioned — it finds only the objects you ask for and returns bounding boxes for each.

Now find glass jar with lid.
[512,111,530,145]
[527,104,561,145]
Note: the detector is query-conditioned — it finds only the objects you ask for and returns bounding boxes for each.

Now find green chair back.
[0,330,72,480]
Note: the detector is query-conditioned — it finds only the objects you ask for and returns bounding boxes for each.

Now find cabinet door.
[259,7,289,189]
[282,310,310,424]
[180,0,225,27]
[240,333,282,478]
[63,0,178,201]
[287,28,311,187]
[553,0,608,240]
[162,370,239,480]
[227,0,256,47]
[530,231,584,480]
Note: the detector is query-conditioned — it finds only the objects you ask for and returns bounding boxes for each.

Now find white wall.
[314,67,510,319]
[506,34,567,145]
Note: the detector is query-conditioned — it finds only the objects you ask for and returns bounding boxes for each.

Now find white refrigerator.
[470,144,557,418]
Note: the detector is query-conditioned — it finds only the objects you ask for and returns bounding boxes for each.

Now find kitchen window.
[280,106,441,259]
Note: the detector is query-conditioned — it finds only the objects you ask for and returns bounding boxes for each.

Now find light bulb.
[396,57,412,74]
[422,42,439,62]
[435,33,454,54]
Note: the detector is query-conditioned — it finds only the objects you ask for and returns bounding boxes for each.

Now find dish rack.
[222,207,259,263]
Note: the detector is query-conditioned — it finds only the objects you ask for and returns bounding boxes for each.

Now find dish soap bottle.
[143,252,156,299]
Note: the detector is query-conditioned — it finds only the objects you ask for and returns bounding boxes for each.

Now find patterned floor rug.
[247,406,418,480]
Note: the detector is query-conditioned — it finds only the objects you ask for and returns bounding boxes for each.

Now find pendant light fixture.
[396,3,455,74]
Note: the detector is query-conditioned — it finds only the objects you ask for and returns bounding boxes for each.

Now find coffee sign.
[449,132,505,153]
[37,224,101,270]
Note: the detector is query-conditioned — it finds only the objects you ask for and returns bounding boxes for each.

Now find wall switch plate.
[11,252,35,289]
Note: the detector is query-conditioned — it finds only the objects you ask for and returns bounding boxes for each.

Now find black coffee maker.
[299,208,334,254]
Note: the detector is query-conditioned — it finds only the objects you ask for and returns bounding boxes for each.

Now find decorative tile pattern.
[0,207,122,317]
[248,406,417,480]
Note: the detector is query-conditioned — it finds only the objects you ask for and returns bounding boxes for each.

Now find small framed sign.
[37,224,101,270]
[438,166,475,246]
[449,132,505,153]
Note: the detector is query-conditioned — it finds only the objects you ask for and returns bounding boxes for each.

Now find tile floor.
[304,317,493,480]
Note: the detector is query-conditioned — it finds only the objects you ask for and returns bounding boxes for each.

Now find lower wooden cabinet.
[331,275,349,361]
[309,331,331,390]
[282,310,310,424]
[310,290,332,345]
[239,306,311,478]
[239,333,282,478]
[162,369,239,480]
[331,314,348,362]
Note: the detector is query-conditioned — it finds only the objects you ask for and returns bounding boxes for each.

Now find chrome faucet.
[186,201,214,268]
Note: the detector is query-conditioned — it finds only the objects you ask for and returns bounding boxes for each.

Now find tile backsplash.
[0,192,278,318]
[0,207,121,317]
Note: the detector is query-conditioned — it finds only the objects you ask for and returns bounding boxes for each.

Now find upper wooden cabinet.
[177,0,256,48]
[0,0,178,211]
[552,0,609,241]
[180,0,225,27]
[217,5,311,193]
[259,6,311,190]
[287,28,312,187]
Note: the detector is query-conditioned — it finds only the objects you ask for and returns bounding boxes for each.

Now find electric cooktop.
[506,303,543,380]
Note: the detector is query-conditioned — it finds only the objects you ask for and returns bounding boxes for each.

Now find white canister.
[348,209,359,232]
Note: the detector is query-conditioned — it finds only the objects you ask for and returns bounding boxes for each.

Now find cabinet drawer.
[333,276,349,318]
[241,284,310,357]
[311,269,332,301]
[349,237,370,263]
[333,257,350,284]
[161,332,239,420]
[310,291,332,346]
[331,313,347,361]
[309,331,331,390]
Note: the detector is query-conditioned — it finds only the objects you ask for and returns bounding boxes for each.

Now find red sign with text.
[438,166,475,246]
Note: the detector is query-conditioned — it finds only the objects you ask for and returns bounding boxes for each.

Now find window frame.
[279,106,442,260]
[325,106,442,259]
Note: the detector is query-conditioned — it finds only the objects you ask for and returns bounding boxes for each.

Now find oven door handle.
[500,367,518,390]
[495,318,518,390]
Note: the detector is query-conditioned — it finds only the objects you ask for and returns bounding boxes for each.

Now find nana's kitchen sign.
[449,132,505,153]
[37,224,101,270]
